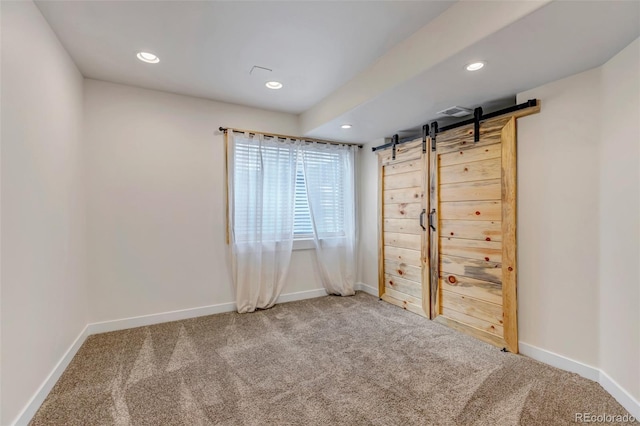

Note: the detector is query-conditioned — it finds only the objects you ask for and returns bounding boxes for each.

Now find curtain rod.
[219,127,363,148]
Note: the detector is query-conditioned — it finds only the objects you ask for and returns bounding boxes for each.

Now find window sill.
[293,239,315,251]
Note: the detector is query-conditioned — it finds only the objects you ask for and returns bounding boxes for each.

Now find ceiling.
[36,1,639,143]
[35,0,453,114]
[304,0,640,142]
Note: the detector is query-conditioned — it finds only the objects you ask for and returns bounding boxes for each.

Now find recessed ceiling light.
[265,81,283,90]
[137,52,159,64]
[341,124,352,129]
[466,61,485,71]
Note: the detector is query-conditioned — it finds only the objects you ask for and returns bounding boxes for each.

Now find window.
[293,167,313,238]
[232,138,296,243]
[298,148,346,237]
[230,135,350,246]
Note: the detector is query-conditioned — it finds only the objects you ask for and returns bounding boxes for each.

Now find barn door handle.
[429,209,436,231]
[419,209,426,231]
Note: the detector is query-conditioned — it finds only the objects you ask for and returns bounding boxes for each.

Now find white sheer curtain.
[300,142,357,296]
[227,132,297,313]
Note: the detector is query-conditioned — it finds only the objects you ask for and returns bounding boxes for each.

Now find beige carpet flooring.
[31,292,634,425]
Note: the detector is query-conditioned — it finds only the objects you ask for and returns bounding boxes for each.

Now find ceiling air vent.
[437,106,472,118]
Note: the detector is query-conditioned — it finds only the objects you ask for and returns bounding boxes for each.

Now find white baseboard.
[599,370,640,419]
[275,287,328,304]
[356,281,379,297]
[11,325,89,426]
[87,287,330,335]
[86,301,237,335]
[519,342,600,381]
[519,342,639,418]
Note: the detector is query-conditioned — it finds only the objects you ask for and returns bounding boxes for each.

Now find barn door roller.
[391,134,399,160]
[430,122,438,152]
[422,125,428,153]
[473,107,483,143]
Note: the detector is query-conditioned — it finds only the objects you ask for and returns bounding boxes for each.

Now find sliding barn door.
[377,139,429,317]
[429,116,519,352]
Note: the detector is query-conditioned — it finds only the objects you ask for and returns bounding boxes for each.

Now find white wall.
[598,38,639,401]
[0,1,87,425]
[357,138,383,290]
[518,38,640,402]
[517,68,602,367]
[84,79,323,323]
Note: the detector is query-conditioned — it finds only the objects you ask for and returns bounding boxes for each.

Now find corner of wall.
[598,36,640,404]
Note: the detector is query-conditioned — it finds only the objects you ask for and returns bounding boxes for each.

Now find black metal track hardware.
[371,99,538,153]
[473,107,483,143]
[422,124,428,153]
[430,122,438,152]
[391,133,398,160]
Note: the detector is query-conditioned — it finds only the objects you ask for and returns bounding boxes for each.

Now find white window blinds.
[232,137,296,243]
[299,148,346,237]
[232,135,348,243]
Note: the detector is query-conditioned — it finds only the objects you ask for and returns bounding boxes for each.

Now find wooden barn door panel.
[430,115,522,353]
[377,140,429,317]
[374,100,539,351]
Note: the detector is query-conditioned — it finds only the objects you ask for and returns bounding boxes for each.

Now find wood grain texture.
[384,274,422,298]
[383,186,424,204]
[427,101,540,350]
[442,290,503,327]
[384,286,421,306]
[378,146,428,317]
[439,157,501,185]
[376,101,538,329]
[385,246,422,267]
[440,254,502,284]
[440,219,502,242]
[435,103,540,152]
[436,119,509,155]
[384,159,422,176]
[379,140,422,165]
[440,307,504,337]
[421,149,430,318]
[383,218,422,235]
[440,237,502,263]
[385,260,422,282]
[501,117,518,354]
[383,170,422,190]
[384,233,421,251]
[429,136,439,319]
[439,143,502,167]
[439,179,501,202]
[439,201,501,221]
[381,293,427,318]
[434,315,506,347]
[440,274,502,305]
[383,202,423,220]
